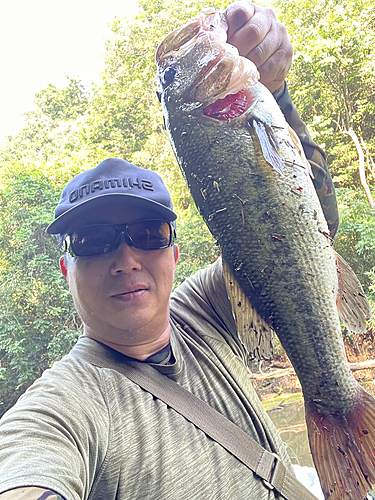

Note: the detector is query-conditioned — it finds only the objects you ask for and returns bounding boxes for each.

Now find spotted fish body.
[156,8,375,500]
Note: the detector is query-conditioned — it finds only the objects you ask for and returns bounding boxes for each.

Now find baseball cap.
[47,158,177,234]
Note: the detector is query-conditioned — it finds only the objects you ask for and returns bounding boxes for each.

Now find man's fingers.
[227,10,272,57]
[258,46,293,93]
[225,0,293,93]
[241,12,277,63]
[247,22,292,69]
[225,1,256,40]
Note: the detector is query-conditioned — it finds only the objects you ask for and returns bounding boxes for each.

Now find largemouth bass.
[156,8,375,500]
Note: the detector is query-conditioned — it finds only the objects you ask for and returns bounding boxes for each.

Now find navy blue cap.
[47,158,177,234]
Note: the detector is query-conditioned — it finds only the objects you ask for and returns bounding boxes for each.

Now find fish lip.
[156,7,259,116]
[155,17,201,64]
[156,9,225,63]
[158,31,259,107]
[156,10,228,101]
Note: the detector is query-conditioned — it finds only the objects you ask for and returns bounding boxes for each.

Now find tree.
[0,170,80,415]
[277,0,375,182]
[35,77,89,122]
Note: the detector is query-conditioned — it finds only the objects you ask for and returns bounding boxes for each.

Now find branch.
[0,271,21,289]
[249,360,375,380]
[360,136,375,178]
[249,367,295,380]
[344,128,375,208]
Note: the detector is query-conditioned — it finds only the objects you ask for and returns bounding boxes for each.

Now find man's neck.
[83,324,171,361]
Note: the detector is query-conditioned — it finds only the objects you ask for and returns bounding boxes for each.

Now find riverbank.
[250,329,375,401]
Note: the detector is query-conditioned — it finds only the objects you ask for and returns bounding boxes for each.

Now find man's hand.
[225,1,293,93]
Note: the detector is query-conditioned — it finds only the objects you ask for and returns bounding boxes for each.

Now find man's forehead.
[68,203,153,228]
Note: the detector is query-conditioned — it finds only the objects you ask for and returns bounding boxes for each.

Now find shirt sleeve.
[0,359,109,500]
[171,258,248,362]
[273,82,339,238]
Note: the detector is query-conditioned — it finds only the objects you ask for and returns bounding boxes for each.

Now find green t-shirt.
[0,259,292,499]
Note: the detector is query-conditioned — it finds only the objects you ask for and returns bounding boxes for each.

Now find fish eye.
[162,67,177,88]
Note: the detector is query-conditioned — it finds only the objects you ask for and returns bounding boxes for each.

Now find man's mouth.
[112,287,148,300]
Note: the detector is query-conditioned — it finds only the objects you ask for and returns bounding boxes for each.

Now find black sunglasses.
[62,219,175,257]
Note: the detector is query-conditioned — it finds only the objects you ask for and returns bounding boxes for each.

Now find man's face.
[62,203,178,349]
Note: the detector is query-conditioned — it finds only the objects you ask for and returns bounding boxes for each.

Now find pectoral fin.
[248,118,284,175]
[222,259,274,360]
[335,250,372,333]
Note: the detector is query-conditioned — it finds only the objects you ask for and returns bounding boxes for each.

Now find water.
[264,394,312,467]
[262,382,375,498]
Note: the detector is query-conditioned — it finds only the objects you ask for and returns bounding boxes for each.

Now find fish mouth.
[155,8,226,66]
[202,88,260,121]
[156,8,259,113]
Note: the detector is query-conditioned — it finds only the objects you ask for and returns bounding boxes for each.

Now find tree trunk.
[344,128,375,207]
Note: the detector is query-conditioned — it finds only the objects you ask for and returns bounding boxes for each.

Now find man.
[0,2,337,500]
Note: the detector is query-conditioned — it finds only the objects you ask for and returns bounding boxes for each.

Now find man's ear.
[59,255,68,280]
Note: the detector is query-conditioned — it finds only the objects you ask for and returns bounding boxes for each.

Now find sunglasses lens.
[70,225,117,256]
[127,220,172,250]
[66,220,174,256]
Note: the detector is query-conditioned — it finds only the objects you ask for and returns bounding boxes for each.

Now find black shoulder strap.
[70,344,317,500]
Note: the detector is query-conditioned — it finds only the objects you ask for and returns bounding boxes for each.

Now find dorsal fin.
[222,259,274,360]
[335,250,372,333]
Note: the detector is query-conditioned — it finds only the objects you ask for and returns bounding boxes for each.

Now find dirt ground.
[250,329,375,401]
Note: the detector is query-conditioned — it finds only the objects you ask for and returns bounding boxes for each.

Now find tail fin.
[306,386,375,499]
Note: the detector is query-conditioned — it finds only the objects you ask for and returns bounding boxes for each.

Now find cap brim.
[46,193,177,234]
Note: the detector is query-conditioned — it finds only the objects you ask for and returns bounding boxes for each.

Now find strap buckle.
[262,452,281,490]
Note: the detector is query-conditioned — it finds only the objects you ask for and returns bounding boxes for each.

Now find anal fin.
[222,259,273,360]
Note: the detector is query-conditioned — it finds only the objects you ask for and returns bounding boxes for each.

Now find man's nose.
[110,234,142,274]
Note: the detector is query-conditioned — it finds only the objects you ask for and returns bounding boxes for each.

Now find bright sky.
[0,0,140,141]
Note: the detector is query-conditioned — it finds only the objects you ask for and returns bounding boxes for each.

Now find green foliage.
[0,0,226,412]
[277,0,375,189]
[35,77,89,121]
[174,204,220,288]
[334,188,375,295]
[0,171,80,415]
